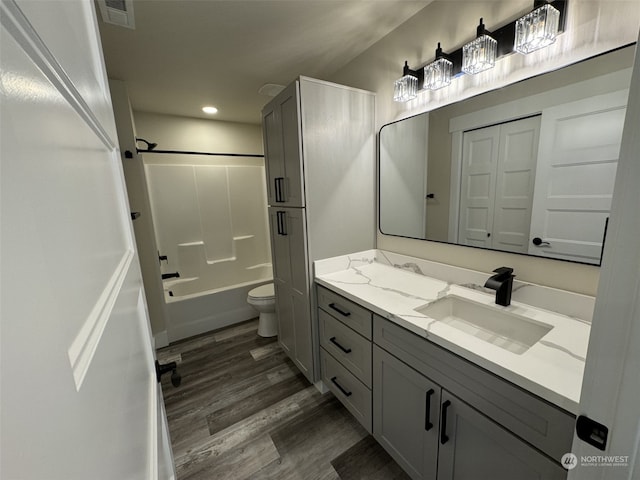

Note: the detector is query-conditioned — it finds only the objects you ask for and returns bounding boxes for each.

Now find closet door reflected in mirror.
[379,45,635,265]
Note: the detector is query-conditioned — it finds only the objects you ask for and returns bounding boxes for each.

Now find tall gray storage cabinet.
[262,77,375,383]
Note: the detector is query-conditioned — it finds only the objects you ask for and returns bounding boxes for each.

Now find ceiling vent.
[97,0,135,29]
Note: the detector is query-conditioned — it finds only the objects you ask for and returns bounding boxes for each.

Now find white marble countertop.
[314,250,592,414]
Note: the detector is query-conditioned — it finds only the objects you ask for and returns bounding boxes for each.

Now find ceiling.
[97,0,431,125]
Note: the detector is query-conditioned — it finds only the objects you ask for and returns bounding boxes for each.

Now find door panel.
[279,82,304,207]
[0,2,167,478]
[262,104,284,205]
[373,346,439,480]
[493,116,540,253]
[458,126,499,247]
[268,208,292,285]
[437,391,566,480]
[529,89,628,263]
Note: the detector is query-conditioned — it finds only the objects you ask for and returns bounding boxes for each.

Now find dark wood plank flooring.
[157,318,410,480]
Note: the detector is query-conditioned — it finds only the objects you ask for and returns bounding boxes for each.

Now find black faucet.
[484,267,515,306]
[161,272,180,280]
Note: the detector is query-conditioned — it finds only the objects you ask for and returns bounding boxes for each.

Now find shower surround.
[144,156,272,341]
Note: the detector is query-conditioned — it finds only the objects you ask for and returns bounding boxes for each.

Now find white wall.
[328,0,640,295]
[134,111,263,154]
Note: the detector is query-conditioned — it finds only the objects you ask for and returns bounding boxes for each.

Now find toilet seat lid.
[248,283,274,300]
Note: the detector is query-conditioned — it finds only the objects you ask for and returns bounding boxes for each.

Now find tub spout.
[162,272,180,280]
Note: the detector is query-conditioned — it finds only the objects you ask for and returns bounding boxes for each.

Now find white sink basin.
[414,295,553,355]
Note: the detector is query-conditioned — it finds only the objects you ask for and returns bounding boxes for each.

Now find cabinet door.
[268,208,292,285]
[268,207,312,381]
[279,82,304,207]
[373,346,439,480]
[437,391,566,480]
[286,208,312,379]
[262,99,284,206]
[268,208,294,355]
[262,82,304,207]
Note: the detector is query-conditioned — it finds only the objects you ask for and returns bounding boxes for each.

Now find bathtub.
[163,264,273,342]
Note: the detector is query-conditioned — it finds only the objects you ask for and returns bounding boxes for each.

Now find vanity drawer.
[319,309,372,387]
[321,348,372,433]
[317,285,372,339]
[373,315,575,462]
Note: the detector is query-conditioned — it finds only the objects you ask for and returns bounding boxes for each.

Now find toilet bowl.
[247,283,277,337]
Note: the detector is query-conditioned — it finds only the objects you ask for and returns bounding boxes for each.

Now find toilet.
[247,283,277,337]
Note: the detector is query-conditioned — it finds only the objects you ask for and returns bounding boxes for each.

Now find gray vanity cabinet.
[373,345,566,480]
[373,316,570,480]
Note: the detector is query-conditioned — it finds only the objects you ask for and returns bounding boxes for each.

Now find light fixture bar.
[391,0,568,99]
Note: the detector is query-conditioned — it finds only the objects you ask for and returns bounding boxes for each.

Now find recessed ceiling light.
[202,106,218,114]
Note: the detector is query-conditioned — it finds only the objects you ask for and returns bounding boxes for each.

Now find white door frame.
[567,39,640,480]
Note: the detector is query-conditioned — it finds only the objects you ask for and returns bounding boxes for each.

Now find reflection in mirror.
[379,45,635,265]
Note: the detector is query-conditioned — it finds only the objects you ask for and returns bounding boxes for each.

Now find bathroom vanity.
[315,250,593,479]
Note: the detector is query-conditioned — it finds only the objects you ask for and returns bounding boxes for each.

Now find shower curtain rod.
[135,148,264,157]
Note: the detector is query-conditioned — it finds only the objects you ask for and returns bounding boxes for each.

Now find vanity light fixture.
[389,1,567,100]
[514,3,560,54]
[393,61,422,102]
[424,43,453,90]
[462,18,497,75]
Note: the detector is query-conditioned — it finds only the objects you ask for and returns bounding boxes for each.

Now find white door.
[0,1,173,479]
[528,89,628,264]
[458,117,539,252]
[492,116,540,253]
[458,125,500,248]
[568,38,640,480]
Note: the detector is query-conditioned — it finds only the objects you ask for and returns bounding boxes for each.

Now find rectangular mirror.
[379,44,635,265]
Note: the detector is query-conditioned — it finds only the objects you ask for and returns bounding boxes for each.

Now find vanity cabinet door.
[373,346,440,480]
[437,390,566,480]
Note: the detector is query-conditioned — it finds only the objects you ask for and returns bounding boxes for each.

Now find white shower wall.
[144,159,272,296]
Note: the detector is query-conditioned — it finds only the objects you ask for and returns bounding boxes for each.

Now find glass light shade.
[514,4,560,54]
[424,58,453,90]
[462,34,497,74]
[393,74,418,102]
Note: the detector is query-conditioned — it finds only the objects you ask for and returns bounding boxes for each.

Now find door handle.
[425,389,435,431]
[440,400,451,444]
[277,211,287,236]
[275,177,285,202]
[532,237,551,247]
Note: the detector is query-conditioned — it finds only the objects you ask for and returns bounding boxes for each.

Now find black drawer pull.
[329,336,352,354]
[330,376,352,397]
[425,389,435,431]
[329,303,351,317]
[440,400,452,444]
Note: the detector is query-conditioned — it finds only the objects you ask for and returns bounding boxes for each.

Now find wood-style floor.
[157,318,410,480]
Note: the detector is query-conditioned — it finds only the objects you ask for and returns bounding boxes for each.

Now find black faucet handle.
[492,266,514,277]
